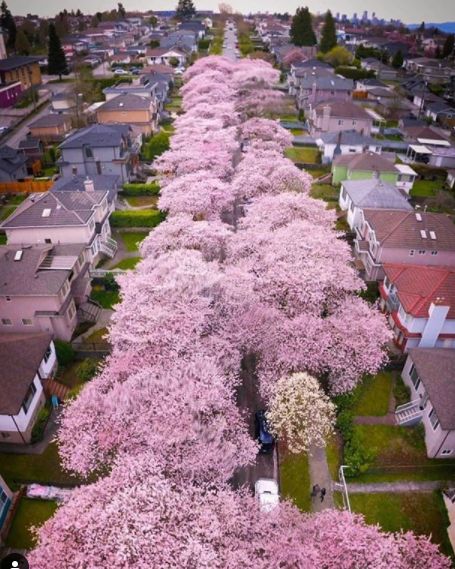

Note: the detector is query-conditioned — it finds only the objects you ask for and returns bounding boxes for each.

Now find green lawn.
[90,288,120,309]
[349,492,453,558]
[118,231,149,252]
[285,147,320,164]
[0,233,6,244]
[310,184,339,202]
[0,442,80,486]
[280,450,311,512]
[290,128,305,136]
[0,205,16,221]
[111,257,141,270]
[280,113,299,121]
[326,434,342,480]
[410,180,442,198]
[56,358,101,389]
[351,372,393,417]
[310,168,331,180]
[6,498,58,550]
[125,196,158,208]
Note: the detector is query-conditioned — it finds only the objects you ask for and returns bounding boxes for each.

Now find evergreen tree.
[117,3,126,19]
[442,34,454,58]
[0,1,16,50]
[290,7,316,47]
[175,0,196,20]
[391,49,404,68]
[319,10,337,53]
[418,21,425,33]
[47,23,68,80]
[15,28,31,55]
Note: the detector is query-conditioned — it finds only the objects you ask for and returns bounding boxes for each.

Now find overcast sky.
[9,0,455,24]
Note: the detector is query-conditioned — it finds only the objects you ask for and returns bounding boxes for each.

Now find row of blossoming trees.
[29,57,450,568]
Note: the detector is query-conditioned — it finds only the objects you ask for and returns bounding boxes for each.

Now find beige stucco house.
[310,100,373,135]
[96,93,157,136]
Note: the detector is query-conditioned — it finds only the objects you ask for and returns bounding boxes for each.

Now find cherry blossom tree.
[266,372,336,453]
[240,117,293,152]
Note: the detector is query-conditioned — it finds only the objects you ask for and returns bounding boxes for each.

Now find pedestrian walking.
[311,484,320,498]
[320,487,326,502]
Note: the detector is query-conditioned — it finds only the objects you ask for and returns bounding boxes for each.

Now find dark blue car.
[255,410,274,453]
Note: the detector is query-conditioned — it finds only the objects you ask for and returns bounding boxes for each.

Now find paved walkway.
[347,480,449,493]
[308,445,334,511]
[72,309,113,345]
[0,409,61,455]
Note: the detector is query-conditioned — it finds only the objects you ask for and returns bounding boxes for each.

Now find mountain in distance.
[408,22,455,33]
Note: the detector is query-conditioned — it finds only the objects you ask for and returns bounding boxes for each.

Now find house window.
[43,345,52,363]
[68,302,76,320]
[418,250,426,255]
[431,251,438,255]
[5,296,11,301]
[409,249,415,256]
[428,407,440,430]
[409,363,421,390]
[45,238,52,244]
[84,144,93,159]
[441,450,452,456]
[72,167,78,175]
[338,120,343,125]
[22,382,37,414]
[1,318,12,326]
[22,318,33,326]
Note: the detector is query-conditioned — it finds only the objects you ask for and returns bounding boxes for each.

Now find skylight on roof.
[42,208,51,217]
[429,231,437,240]
[420,230,427,239]
[14,250,23,261]
[415,213,422,221]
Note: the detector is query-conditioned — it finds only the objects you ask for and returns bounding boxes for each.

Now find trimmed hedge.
[110,210,165,228]
[335,66,376,80]
[121,182,160,196]
[142,132,170,161]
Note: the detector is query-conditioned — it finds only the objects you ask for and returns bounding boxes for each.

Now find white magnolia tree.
[266,372,336,453]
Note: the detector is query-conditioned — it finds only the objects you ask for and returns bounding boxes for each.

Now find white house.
[145,47,186,67]
[394,164,418,194]
[0,474,13,539]
[0,333,57,444]
[339,179,412,231]
[315,130,382,164]
[397,349,455,459]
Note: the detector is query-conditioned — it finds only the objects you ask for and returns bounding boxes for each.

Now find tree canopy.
[175,0,196,20]
[290,7,316,47]
[47,23,68,79]
[0,0,16,49]
[319,10,337,53]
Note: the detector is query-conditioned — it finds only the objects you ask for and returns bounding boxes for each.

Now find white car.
[113,68,129,76]
[255,478,279,512]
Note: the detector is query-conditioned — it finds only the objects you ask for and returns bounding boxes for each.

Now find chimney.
[322,104,331,132]
[84,177,95,192]
[0,31,7,61]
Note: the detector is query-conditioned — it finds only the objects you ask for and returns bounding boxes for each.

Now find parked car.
[113,68,129,76]
[255,410,274,453]
[255,478,279,512]
[129,67,140,75]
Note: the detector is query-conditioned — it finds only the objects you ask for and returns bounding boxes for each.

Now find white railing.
[338,465,351,513]
[89,268,126,279]
[395,399,421,413]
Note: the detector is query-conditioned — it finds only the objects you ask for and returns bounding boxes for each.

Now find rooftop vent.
[119,102,124,107]
[42,208,51,218]
[14,250,23,261]
[429,231,437,240]
[415,213,422,221]
[420,229,427,239]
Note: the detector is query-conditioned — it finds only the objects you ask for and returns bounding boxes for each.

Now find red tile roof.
[383,263,455,318]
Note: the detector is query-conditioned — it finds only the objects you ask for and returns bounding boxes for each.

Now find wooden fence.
[0,179,54,193]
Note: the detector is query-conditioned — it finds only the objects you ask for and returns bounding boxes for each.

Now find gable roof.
[0,145,27,175]
[362,210,455,251]
[28,114,72,129]
[0,332,52,415]
[300,76,354,91]
[342,179,413,211]
[1,190,106,229]
[319,130,377,146]
[407,348,455,430]
[0,55,41,72]
[383,264,455,319]
[314,100,372,120]
[59,124,131,150]
[97,93,151,112]
[334,151,397,172]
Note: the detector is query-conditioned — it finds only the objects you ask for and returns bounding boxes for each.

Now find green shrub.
[54,340,75,366]
[335,66,376,80]
[76,359,99,382]
[198,38,210,50]
[344,432,374,476]
[102,273,120,292]
[142,132,170,161]
[121,182,160,196]
[336,409,354,441]
[412,164,448,180]
[110,210,165,228]
[31,405,51,443]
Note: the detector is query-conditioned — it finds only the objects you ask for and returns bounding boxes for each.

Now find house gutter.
[434,429,451,458]
[9,414,27,445]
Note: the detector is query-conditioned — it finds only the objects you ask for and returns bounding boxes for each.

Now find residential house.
[405,57,455,84]
[447,170,455,190]
[360,58,399,81]
[444,489,455,551]
[18,137,44,172]
[429,147,455,169]
[380,264,455,350]
[424,99,455,125]
[96,93,157,136]
[51,174,120,204]
[297,76,354,110]
[0,56,42,90]
[310,100,373,135]
[179,20,206,39]
[145,47,186,67]
[51,92,77,114]
[0,81,22,108]
[0,333,56,443]
[0,475,13,538]
[28,114,73,143]
[316,131,382,164]
[58,124,137,183]
[339,179,412,231]
[288,60,334,96]
[398,349,455,458]
[0,145,28,182]
[354,210,455,280]
[1,189,117,263]
[0,245,91,341]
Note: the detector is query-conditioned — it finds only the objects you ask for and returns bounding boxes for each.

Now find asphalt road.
[223,25,239,61]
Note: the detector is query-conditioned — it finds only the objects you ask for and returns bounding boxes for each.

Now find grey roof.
[0,55,41,72]
[408,348,455,430]
[293,59,332,69]
[29,114,72,129]
[97,93,151,112]
[0,332,53,415]
[1,190,107,229]
[333,151,397,172]
[300,76,354,91]
[314,100,372,120]
[51,174,119,203]
[342,179,413,210]
[59,124,131,150]
[319,130,378,146]
[0,145,27,175]
[18,137,42,151]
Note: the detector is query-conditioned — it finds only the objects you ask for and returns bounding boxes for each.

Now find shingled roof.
[97,93,151,112]
[342,179,413,211]
[407,348,455,430]
[0,332,52,415]
[314,100,372,120]
[59,124,131,150]
[333,151,398,172]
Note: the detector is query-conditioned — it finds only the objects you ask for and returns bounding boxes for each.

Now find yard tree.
[266,372,336,453]
[14,28,31,55]
[391,49,404,68]
[290,7,317,46]
[442,34,454,58]
[175,0,196,20]
[0,0,16,49]
[319,9,337,53]
[323,45,353,67]
[47,23,68,79]
[117,2,126,19]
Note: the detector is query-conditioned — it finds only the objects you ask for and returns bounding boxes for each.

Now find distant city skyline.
[9,0,455,24]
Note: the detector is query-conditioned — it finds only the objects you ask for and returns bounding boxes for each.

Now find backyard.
[285,147,320,164]
[410,179,443,198]
[6,498,58,550]
[280,448,311,512]
[117,231,149,252]
[111,257,141,270]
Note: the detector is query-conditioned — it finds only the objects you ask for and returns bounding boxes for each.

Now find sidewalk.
[308,445,334,511]
[347,480,450,493]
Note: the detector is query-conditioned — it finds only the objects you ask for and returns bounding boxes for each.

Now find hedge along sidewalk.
[110,209,165,228]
